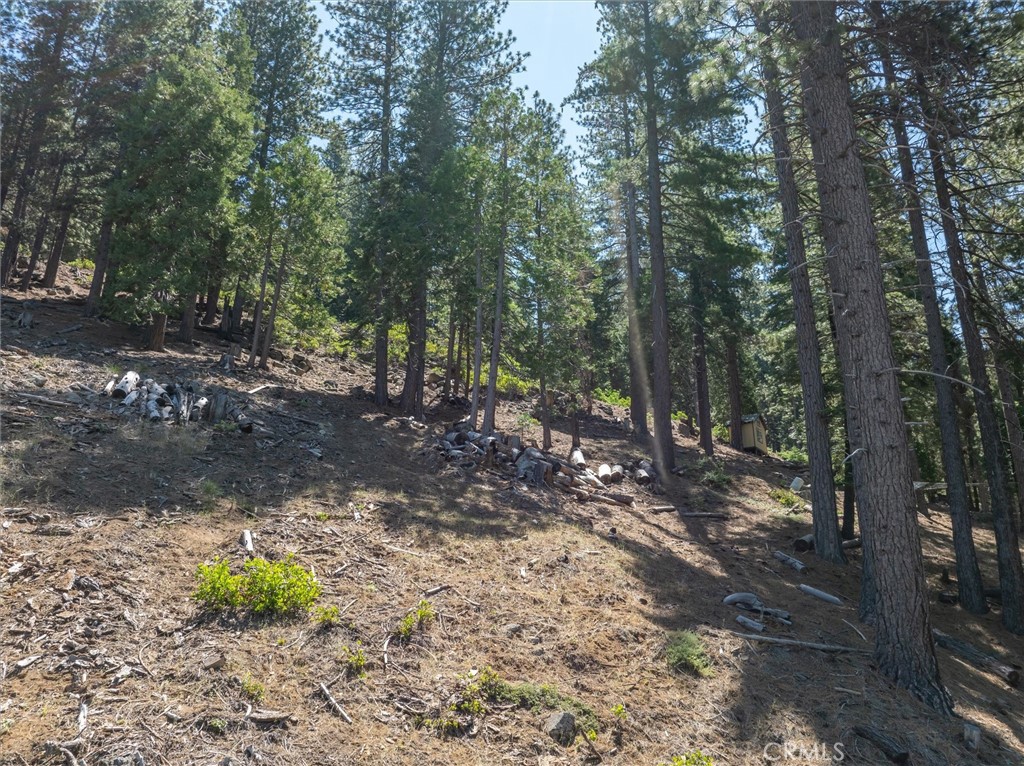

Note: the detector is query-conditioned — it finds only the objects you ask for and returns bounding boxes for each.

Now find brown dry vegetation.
[1,274,1022,766]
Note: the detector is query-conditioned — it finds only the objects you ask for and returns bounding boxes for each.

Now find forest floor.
[1,270,1023,766]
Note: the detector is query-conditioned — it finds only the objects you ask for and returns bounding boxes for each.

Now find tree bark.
[792,0,952,712]
[470,202,485,429]
[148,312,168,352]
[399,280,427,419]
[692,271,714,457]
[756,5,845,564]
[642,0,674,474]
[84,214,114,317]
[921,110,1024,633]
[203,278,220,325]
[249,228,274,368]
[726,336,743,451]
[258,243,288,370]
[42,188,75,288]
[177,293,197,344]
[621,97,650,438]
[482,144,509,436]
[871,2,985,614]
[442,303,456,398]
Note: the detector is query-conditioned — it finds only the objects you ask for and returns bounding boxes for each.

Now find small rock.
[503,623,523,637]
[544,711,576,746]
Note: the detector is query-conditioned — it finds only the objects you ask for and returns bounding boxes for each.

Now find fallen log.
[319,682,353,724]
[932,628,1020,687]
[598,464,612,483]
[798,536,861,553]
[10,392,75,408]
[610,464,624,482]
[635,468,653,486]
[735,615,765,632]
[648,505,676,514]
[590,492,632,508]
[678,512,730,520]
[851,725,909,764]
[602,491,635,506]
[113,371,140,399]
[773,551,808,574]
[798,584,842,605]
[728,631,870,653]
[570,447,586,469]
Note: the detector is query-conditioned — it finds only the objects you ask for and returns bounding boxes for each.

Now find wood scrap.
[932,628,1019,687]
[851,725,909,764]
[735,615,765,632]
[648,505,676,514]
[319,682,353,724]
[570,447,586,469]
[728,631,870,653]
[678,512,730,520]
[10,391,75,407]
[798,584,842,605]
[773,551,808,573]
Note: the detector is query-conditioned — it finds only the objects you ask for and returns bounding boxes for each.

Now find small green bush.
[666,631,713,678]
[777,447,808,465]
[666,752,714,766]
[697,457,730,488]
[768,487,802,508]
[341,641,367,677]
[594,387,631,408]
[193,555,321,617]
[313,605,341,627]
[395,599,435,641]
[241,674,265,702]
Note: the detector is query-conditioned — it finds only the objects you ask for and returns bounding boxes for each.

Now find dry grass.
[0,283,1022,766]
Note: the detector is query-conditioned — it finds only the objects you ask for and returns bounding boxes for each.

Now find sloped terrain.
[1,281,1023,766]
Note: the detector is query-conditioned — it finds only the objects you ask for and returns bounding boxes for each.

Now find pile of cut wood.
[433,421,660,508]
[101,371,247,426]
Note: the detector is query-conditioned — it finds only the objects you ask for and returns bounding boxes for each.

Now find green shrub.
[666,752,714,766]
[777,447,808,465]
[394,599,435,641]
[666,631,713,678]
[341,641,367,678]
[496,368,534,398]
[193,555,321,618]
[313,605,341,627]
[697,457,730,487]
[241,675,265,702]
[768,487,802,508]
[594,387,631,408]
[711,423,730,443]
[67,257,95,270]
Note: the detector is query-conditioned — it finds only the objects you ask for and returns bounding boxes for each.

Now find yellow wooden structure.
[741,414,769,455]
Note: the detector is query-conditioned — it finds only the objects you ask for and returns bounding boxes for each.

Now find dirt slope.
[1,280,1022,766]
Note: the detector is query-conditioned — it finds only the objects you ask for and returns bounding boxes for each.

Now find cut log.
[723,592,762,607]
[798,584,842,605]
[112,371,140,399]
[773,551,808,573]
[963,723,981,753]
[56,322,83,335]
[508,434,522,452]
[932,628,1020,687]
[532,460,553,486]
[735,615,765,632]
[610,464,624,482]
[590,492,631,508]
[602,491,635,506]
[851,725,909,764]
[794,534,815,553]
[842,538,861,550]
[240,529,254,555]
[218,353,235,372]
[635,468,652,486]
[570,447,586,469]
[598,464,612,483]
[678,512,730,520]
[648,505,676,514]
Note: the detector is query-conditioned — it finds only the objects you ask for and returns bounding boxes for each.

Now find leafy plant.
[768,487,802,508]
[313,605,342,627]
[697,457,730,487]
[666,631,713,678]
[241,675,265,703]
[198,478,222,511]
[341,642,367,678]
[666,752,714,766]
[394,599,435,641]
[611,703,628,722]
[205,717,228,735]
[594,387,630,408]
[193,555,321,617]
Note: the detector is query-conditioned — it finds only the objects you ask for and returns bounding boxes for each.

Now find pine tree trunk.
[148,312,168,352]
[470,211,485,430]
[994,360,1024,528]
[871,3,985,614]
[399,281,427,419]
[482,149,509,436]
[443,303,456,398]
[42,190,75,288]
[756,12,845,563]
[203,278,220,325]
[692,273,714,457]
[726,337,743,451]
[792,0,952,712]
[642,0,674,474]
[259,246,288,370]
[249,229,274,369]
[84,214,113,317]
[922,104,1024,633]
[178,293,197,344]
[622,98,650,437]
[454,319,465,398]
[538,298,552,450]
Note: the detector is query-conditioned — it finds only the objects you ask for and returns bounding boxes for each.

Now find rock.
[503,623,523,637]
[544,711,576,746]
[268,348,285,362]
[292,353,311,372]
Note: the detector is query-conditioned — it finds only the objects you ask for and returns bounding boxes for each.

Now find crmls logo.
[763,741,847,762]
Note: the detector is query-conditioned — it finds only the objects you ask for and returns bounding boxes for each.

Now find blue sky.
[503,1,602,151]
